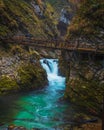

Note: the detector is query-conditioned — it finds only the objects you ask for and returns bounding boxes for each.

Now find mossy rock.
[0,60,48,95]
[65,79,104,116]
[0,76,19,94]
[18,63,48,91]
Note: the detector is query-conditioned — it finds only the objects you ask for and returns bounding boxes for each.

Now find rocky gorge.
[0,0,104,129]
[0,45,48,95]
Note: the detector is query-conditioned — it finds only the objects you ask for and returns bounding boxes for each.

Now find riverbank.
[0,122,102,130]
[0,45,48,95]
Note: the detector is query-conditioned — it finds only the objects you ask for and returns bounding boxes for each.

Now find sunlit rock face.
[57,8,73,36]
[31,1,43,16]
[60,9,70,24]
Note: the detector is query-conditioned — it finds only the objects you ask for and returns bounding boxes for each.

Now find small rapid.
[0,59,70,129]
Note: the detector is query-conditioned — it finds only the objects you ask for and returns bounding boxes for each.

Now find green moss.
[0,45,48,95]
[0,0,59,39]
[65,79,104,116]
[18,63,47,90]
[67,0,104,42]
[0,76,19,94]
[0,62,47,95]
[0,26,10,37]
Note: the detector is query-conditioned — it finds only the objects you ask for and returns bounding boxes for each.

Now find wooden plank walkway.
[1,36,104,54]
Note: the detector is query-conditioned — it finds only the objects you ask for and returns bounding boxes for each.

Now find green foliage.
[46,0,68,11]
[0,0,59,39]
[0,0,39,36]
[67,0,104,42]
[0,26,10,37]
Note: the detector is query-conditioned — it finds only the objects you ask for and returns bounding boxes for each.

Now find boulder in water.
[18,126,26,130]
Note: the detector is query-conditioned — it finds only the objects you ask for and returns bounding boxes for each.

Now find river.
[0,59,75,130]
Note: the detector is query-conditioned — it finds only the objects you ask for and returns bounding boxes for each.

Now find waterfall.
[40,59,58,75]
[40,59,59,84]
[40,59,65,91]
[40,59,59,82]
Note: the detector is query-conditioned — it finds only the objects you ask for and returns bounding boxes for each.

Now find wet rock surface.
[0,47,48,95]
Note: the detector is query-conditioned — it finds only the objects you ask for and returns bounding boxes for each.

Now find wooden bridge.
[1,36,104,54]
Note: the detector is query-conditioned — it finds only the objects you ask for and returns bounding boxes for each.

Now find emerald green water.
[0,59,74,129]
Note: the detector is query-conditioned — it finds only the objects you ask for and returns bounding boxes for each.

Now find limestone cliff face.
[0,0,74,40]
[57,7,73,37]
[58,48,104,117]
[0,0,59,39]
[64,53,104,116]
[0,0,70,38]
[66,0,104,44]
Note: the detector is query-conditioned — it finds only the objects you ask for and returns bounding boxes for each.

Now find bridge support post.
[60,50,71,81]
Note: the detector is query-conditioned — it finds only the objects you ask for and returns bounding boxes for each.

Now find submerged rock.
[8,125,27,130]
[8,125,15,129]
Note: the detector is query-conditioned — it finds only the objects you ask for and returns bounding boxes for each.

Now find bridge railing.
[1,36,104,53]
